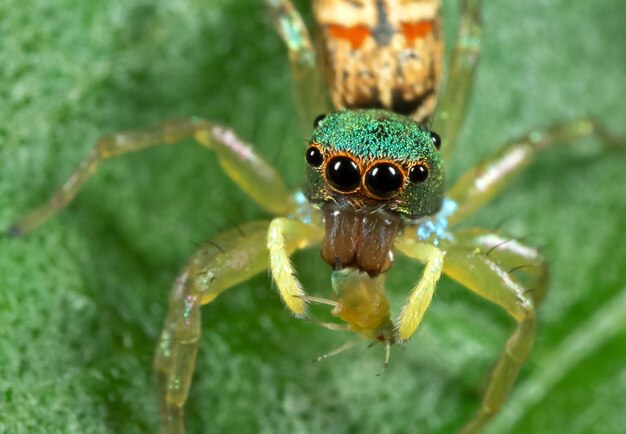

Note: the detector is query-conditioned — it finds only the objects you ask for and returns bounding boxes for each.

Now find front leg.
[155,219,321,433]
[155,221,274,434]
[7,118,295,236]
[440,233,547,434]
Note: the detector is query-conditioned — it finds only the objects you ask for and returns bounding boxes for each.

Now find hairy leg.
[394,237,445,341]
[267,217,324,316]
[7,118,295,236]
[432,0,482,162]
[264,0,328,132]
[154,219,320,434]
[447,118,626,224]
[439,234,547,434]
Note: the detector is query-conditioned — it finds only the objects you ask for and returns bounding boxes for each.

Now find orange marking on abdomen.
[401,21,434,44]
[327,24,370,50]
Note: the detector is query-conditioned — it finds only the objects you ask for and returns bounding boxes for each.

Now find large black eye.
[430,131,441,150]
[408,163,429,183]
[365,162,404,198]
[325,156,361,192]
[313,114,326,128]
[306,146,324,167]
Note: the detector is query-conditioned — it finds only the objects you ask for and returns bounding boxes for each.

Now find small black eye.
[325,156,361,192]
[306,146,324,167]
[409,164,429,183]
[313,114,326,128]
[430,131,441,150]
[365,162,404,198]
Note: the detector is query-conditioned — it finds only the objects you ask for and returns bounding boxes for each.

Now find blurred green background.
[1,0,625,433]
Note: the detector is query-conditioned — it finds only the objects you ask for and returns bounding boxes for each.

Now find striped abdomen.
[314,0,443,122]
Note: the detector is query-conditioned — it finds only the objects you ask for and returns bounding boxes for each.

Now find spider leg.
[154,219,320,434]
[267,217,324,316]
[267,217,322,317]
[439,233,547,434]
[393,237,445,341]
[6,119,295,236]
[432,0,482,162]
[264,0,328,132]
[452,227,548,306]
[448,118,626,224]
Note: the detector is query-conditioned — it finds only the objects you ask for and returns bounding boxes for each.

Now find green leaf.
[1,1,625,433]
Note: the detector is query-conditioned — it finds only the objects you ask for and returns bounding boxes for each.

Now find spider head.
[305,109,444,220]
[305,110,444,276]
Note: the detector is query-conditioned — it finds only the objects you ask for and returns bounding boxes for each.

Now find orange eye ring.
[325,155,361,193]
[363,161,405,199]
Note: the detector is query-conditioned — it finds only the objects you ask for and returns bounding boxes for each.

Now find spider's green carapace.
[307,109,444,219]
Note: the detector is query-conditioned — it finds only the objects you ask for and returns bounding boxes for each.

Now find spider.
[3,1,625,433]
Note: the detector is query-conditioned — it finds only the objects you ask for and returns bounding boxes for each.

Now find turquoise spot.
[416,198,457,245]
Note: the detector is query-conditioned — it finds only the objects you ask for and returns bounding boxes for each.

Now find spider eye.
[408,163,429,183]
[365,162,404,198]
[306,146,324,167]
[313,114,327,128]
[325,156,361,192]
[430,131,441,150]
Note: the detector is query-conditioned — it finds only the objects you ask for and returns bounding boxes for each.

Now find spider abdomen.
[314,0,443,122]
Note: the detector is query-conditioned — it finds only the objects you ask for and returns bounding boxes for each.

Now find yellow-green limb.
[264,0,328,133]
[439,232,547,434]
[267,217,323,317]
[432,0,482,162]
[154,220,318,434]
[394,237,444,342]
[485,288,626,434]
[448,117,626,225]
[7,118,295,236]
[451,227,549,306]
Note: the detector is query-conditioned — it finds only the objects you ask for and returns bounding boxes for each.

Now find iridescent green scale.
[306,109,444,219]
[311,110,436,162]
